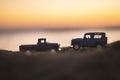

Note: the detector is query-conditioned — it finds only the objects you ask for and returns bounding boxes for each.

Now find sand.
[0,41,120,80]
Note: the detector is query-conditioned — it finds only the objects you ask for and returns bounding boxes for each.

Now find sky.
[0,0,120,29]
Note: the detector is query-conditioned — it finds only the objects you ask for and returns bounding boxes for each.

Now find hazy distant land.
[0,41,120,80]
[0,26,120,34]
[0,27,120,51]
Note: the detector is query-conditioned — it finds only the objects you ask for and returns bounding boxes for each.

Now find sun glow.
[0,0,120,28]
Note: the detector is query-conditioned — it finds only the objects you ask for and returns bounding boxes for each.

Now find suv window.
[94,34,102,39]
[85,35,91,39]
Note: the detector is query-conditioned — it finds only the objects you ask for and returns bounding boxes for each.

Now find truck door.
[37,39,47,51]
[38,43,47,51]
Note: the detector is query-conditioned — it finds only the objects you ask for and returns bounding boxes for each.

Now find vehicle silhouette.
[19,38,60,53]
[71,32,107,50]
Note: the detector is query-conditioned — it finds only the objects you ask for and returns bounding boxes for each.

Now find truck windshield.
[37,39,46,44]
[41,40,46,43]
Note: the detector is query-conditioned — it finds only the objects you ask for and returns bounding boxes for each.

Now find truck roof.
[38,38,46,40]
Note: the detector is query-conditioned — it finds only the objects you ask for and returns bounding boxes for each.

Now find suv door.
[83,34,93,47]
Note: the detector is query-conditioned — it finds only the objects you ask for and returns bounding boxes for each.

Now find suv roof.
[85,32,105,35]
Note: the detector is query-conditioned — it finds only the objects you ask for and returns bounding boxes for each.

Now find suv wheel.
[73,44,80,50]
[96,44,102,50]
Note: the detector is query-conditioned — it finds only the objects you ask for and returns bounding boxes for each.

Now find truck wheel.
[25,50,31,55]
[73,44,80,50]
[50,49,56,53]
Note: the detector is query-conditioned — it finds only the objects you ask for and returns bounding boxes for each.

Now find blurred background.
[0,0,120,51]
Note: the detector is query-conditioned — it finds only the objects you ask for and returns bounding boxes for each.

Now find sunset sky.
[1,0,120,29]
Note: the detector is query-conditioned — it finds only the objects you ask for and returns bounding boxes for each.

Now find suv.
[19,38,60,53]
[71,32,107,50]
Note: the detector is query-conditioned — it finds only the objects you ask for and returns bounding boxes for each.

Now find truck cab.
[71,32,107,50]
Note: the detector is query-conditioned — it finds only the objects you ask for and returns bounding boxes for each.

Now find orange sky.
[0,0,120,29]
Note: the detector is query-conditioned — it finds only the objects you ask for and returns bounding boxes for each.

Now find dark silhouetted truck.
[71,32,107,50]
[19,38,60,53]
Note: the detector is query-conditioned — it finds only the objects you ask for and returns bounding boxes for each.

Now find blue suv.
[71,32,107,50]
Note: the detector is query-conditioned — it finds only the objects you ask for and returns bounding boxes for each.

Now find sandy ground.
[0,41,120,80]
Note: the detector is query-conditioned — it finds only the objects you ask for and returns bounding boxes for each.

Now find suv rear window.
[94,34,102,39]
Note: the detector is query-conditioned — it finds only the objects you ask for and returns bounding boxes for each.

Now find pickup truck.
[71,32,107,50]
[19,38,60,53]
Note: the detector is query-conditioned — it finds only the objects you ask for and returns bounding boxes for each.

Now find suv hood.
[72,38,83,41]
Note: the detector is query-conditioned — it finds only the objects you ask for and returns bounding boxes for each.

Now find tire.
[96,44,102,50]
[50,49,56,53]
[25,50,31,55]
[73,44,80,50]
